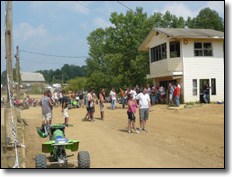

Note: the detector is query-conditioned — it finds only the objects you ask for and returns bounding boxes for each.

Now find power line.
[20,57,86,65]
[74,1,109,19]
[116,1,133,11]
[20,50,88,59]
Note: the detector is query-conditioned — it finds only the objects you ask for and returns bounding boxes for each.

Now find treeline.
[36,64,87,84]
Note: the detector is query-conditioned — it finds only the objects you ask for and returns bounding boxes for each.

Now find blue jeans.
[111,100,116,110]
[121,97,125,108]
[151,95,156,105]
[175,96,180,106]
[203,94,210,103]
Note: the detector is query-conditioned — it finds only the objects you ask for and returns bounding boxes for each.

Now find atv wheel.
[78,151,90,168]
[35,154,47,168]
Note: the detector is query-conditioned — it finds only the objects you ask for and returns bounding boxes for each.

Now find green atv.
[36,124,90,168]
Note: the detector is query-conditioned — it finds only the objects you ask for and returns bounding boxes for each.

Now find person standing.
[130,87,137,102]
[61,90,69,126]
[136,88,151,132]
[110,88,117,110]
[159,85,166,104]
[203,83,210,103]
[59,91,63,106]
[40,90,53,133]
[99,88,106,120]
[150,87,156,105]
[127,94,140,134]
[168,83,174,105]
[119,88,125,108]
[87,89,95,121]
[174,84,181,106]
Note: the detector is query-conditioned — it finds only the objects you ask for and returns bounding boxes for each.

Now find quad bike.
[36,124,90,168]
[67,98,80,109]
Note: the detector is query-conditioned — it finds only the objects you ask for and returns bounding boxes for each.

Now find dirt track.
[20,102,224,168]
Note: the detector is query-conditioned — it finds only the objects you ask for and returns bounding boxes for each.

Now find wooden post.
[5,1,13,105]
[15,46,20,99]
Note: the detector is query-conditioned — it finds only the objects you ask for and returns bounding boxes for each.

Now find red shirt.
[174,87,180,97]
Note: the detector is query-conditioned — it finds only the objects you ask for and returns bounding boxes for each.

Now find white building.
[138,28,224,103]
[21,72,45,85]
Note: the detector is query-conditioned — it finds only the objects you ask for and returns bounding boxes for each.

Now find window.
[170,41,180,58]
[194,42,213,56]
[150,43,167,63]
[211,78,216,95]
[193,79,197,96]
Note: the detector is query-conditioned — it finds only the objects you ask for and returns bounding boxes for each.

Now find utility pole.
[4,1,20,149]
[62,74,63,86]
[5,1,13,104]
[15,46,20,99]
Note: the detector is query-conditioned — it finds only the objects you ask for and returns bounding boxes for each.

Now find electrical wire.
[116,1,133,11]
[74,1,109,19]
[20,50,88,59]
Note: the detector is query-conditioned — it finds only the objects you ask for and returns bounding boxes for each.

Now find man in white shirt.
[130,87,137,101]
[110,88,117,110]
[136,88,151,132]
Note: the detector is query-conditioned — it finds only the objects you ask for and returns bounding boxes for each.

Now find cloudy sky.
[1,1,224,72]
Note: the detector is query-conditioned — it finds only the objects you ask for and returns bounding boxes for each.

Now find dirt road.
[20,103,224,168]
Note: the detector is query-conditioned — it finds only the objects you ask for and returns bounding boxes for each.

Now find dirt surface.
[5,101,224,168]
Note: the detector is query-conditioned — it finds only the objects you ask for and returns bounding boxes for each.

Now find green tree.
[65,77,87,91]
[189,8,224,31]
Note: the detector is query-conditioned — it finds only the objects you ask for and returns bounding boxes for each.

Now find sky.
[1,1,224,73]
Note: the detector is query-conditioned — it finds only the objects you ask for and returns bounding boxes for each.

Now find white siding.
[150,58,183,78]
[182,39,224,102]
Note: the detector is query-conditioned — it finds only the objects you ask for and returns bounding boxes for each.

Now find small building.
[138,28,224,103]
[21,72,45,85]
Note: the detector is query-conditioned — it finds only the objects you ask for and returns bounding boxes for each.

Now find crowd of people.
[39,82,182,134]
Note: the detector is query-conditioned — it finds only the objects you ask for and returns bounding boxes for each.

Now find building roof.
[21,72,45,82]
[138,28,224,51]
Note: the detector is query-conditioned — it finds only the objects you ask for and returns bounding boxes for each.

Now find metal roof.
[154,28,224,38]
[138,28,224,51]
[21,72,45,82]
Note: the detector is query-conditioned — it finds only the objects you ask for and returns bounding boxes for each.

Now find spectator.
[136,88,151,132]
[40,90,52,133]
[174,84,181,106]
[168,83,174,105]
[120,88,126,109]
[61,90,69,126]
[127,94,140,134]
[203,83,210,103]
[99,88,106,120]
[110,88,117,110]
[87,89,95,121]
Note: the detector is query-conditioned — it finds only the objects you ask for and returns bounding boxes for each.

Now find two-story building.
[138,28,224,103]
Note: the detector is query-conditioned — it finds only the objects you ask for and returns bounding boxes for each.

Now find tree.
[86,7,152,89]
[36,64,87,84]
[65,77,87,92]
[189,8,224,31]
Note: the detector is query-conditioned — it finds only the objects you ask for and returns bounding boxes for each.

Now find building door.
[199,79,209,103]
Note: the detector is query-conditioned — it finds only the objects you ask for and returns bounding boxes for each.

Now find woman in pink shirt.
[127,94,140,134]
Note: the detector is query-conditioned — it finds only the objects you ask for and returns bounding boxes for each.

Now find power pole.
[4,1,20,149]
[15,46,20,99]
[5,1,13,104]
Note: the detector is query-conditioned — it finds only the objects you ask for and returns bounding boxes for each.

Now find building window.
[170,41,180,58]
[194,42,213,56]
[211,78,216,95]
[193,79,197,96]
[150,43,167,63]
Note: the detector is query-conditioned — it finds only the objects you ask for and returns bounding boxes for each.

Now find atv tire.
[78,151,90,168]
[35,154,47,168]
